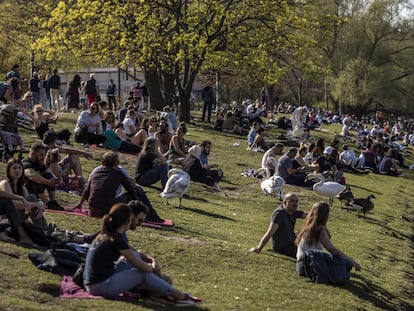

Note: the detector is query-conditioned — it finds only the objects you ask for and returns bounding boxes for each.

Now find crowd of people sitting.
[0,68,413,306]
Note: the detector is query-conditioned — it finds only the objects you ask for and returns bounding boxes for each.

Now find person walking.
[201,85,215,123]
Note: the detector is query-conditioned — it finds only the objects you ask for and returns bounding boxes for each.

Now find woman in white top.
[122,110,138,136]
[295,201,361,277]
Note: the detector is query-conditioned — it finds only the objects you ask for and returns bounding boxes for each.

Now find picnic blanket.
[46,208,174,230]
[60,276,140,301]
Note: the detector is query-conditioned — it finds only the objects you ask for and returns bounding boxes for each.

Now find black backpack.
[304,250,350,285]
[29,248,84,276]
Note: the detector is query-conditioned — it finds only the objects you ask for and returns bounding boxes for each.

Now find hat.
[188,145,201,159]
[324,147,333,155]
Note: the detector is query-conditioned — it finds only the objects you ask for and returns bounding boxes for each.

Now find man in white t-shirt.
[261,143,284,176]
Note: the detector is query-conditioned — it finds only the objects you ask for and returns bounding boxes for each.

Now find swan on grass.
[160,169,190,207]
[305,173,346,206]
[261,175,285,200]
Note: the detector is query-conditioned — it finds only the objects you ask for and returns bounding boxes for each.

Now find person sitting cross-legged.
[82,202,202,306]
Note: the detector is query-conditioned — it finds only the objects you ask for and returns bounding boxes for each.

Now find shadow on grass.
[36,282,60,296]
[346,183,382,195]
[365,218,413,242]
[176,205,236,221]
[347,274,414,310]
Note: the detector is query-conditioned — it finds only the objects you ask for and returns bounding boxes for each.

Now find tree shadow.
[176,205,236,221]
[346,183,382,195]
[345,274,414,310]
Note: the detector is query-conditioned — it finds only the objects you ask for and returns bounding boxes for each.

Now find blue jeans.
[136,165,168,189]
[86,253,173,298]
[296,257,353,276]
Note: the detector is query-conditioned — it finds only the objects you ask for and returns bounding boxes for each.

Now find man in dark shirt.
[249,193,307,258]
[278,148,308,186]
[47,68,61,112]
[75,151,138,217]
[315,146,339,181]
[23,142,63,210]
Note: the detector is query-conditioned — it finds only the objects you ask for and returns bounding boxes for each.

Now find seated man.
[277,147,309,187]
[261,143,284,177]
[74,151,138,217]
[155,120,173,157]
[22,142,63,210]
[249,193,307,258]
[314,146,339,181]
[43,130,93,183]
[200,141,223,181]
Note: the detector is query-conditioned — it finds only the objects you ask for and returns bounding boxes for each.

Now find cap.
[324,147,333,155]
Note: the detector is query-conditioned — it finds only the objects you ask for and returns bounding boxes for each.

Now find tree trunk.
[162,71,175,108]
[144,69,164,111]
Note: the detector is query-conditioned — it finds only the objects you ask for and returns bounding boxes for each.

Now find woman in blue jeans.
[134,137,168,189]
[83,203,200,305]
[295,201,361,276]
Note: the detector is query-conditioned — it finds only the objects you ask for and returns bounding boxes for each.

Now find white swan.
[160,168,190,207]
[305,173,346,206]
[261,175,285,200]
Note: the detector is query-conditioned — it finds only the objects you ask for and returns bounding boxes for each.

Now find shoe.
[175,293,202,307]
[82,143,89,148]
[46,200,65,211]
[150,293,202,307]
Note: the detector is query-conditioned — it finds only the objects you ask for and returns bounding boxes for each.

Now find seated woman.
[183,145,221,191]
[31,104,71,144]
[122,109,138,137]
[74,102,106,146]
[295,201,361,277]
[0,189,36,244]
[378,148,402,176]
[167,123,188,165]
[131,118,149,146]
[222,111,243,135]
[135,137,168,189]
[147,117,159,137]
[83,203,201,305]
[249,127,268,152]
[44,148,85,194]
[0,158,47,231]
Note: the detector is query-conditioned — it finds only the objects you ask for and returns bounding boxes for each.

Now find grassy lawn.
[0,111,413,310]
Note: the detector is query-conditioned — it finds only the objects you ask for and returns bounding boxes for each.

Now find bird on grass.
[160,169,190,207]
[261,175,286,200]
[305,173,346,207]
[335,186,354,208]
[350,194,376,217]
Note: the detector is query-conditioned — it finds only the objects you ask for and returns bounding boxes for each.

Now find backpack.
[0,83,8,99]
[304,250,350,285]
[29,248,84,276]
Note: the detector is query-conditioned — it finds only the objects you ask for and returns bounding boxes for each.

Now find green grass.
[0,112,413,310]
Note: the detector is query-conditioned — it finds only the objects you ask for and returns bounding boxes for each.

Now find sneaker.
[175,293,202,307]
[150,293,202,307]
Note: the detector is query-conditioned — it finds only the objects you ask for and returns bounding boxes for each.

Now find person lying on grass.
[83,202,202,306]
[249,193,307,258]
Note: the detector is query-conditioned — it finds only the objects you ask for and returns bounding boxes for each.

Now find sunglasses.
[36,110,43,113]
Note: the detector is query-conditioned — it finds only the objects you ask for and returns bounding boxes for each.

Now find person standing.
[249,193,306,258]
[29,72,41,108]
[84,74,99,108]
[201,85,215,123]
[67,74,81,113]
[106,79,116,111]
[43,74,52,109]
[47,69,61,112]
